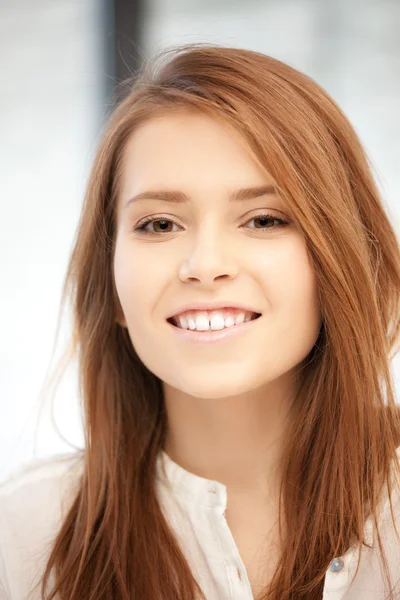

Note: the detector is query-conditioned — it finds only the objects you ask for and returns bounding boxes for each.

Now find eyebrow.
[124,184,279,209]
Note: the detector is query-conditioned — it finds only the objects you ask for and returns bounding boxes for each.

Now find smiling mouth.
[167,313,261,330]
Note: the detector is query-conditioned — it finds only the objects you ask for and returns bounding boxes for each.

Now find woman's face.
[113,111,322,399]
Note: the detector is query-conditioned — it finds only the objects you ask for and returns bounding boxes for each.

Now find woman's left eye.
[133,213,290,235]
[244,214,290,230]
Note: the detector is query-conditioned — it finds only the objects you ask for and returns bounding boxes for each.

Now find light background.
[1,0,399,480]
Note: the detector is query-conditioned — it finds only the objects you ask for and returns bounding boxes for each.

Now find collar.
[156,449,227,508]
[155,448,378,547]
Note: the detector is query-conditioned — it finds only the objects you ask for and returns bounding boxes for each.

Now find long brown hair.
[37,44,400,600]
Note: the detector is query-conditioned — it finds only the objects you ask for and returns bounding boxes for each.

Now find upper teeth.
[173,309,256,331]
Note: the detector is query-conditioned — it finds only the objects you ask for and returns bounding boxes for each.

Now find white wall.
[1,0,399,481]
[0,1,105,479]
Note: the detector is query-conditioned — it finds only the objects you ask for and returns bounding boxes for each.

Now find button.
[329,557,344,572]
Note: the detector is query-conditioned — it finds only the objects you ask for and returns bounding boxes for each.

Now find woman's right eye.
[134,216,180,234]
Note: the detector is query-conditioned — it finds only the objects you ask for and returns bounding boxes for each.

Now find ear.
[115,302,127,328]
[116,313,127,328]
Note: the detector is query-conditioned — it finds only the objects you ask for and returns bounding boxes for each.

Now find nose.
[178,230,239,287]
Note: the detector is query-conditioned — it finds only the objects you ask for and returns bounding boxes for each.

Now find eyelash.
[134,213,290,235]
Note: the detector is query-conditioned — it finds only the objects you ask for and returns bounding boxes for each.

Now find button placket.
[210,487,253,598]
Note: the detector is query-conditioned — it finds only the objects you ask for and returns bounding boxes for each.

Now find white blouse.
[0,447,400,600]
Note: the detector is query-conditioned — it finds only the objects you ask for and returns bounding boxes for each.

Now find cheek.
[113,242,171,324]
[113,244,150,319]
[257,239,316,298]
[260,244,321,333]
[286,265,321,348]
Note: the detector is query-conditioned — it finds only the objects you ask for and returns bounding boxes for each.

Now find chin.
[172,377,258,400]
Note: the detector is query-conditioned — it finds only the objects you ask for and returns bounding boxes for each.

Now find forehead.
[118,111,276,199]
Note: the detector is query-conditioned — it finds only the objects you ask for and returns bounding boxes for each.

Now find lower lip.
[167,316,261,344]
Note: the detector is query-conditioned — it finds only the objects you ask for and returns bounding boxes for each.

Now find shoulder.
[370,445,400,551]
[0,451,84,522]
[0,451,84,496]
[378,445,400,518]
[0,451,84,599]
[388,444,400,500]
[0,450,84,532]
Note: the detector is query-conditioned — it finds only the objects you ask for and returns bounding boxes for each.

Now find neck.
[162,376,296,501]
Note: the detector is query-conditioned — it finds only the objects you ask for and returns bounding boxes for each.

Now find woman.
[1,43,400,600]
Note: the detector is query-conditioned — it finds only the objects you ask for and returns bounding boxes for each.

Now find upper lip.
[166,302,262,320]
